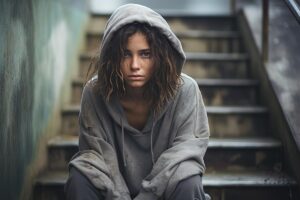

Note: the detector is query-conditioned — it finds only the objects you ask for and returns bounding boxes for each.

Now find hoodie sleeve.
[68,83,131,200]
[134,77,209,200]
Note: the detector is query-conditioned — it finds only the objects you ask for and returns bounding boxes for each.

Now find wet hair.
[87,22,181,114]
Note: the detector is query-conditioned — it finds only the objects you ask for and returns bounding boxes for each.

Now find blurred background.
[1,0,300,199]
[89,0,231,15]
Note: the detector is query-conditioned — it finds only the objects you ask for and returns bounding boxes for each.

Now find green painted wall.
[0,0,88,199]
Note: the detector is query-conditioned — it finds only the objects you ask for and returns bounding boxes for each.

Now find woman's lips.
[128,75,144,80]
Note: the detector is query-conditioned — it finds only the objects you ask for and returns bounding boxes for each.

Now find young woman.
[65,4,210,200]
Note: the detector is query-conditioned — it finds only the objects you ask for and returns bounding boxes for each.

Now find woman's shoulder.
[171,73,200,105]
[179,73,199,93]
[82,75,98,93]
[81,75,102,102]
[85,75,98,87]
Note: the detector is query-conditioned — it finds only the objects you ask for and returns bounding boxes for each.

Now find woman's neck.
[123,87,146,102]
[120,87,152,130]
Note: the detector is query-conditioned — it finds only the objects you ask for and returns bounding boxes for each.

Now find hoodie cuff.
[133,189,159,200]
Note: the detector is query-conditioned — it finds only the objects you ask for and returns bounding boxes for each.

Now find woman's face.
[120,32,155,91]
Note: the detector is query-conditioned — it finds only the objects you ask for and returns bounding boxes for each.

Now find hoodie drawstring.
[150,120,155,165]
[121,118,127,167]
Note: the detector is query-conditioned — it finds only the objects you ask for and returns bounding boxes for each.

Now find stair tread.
[35,170,296,187]
[204,171,297,187]
[62,105,267,114]
[62,105,80,113]
[208,137,281,148]
[80,52,249,61]
[195,78,259,86]
[87,30,240,38]
[206,106,268,114]
[185,52,248,60]
[35,170,67,185]
[49,135,280,149]
[91,11,235,18]
[73,78,259,87]
[72,77,85,86]
[176,30,240,38]
[48,135,78,147]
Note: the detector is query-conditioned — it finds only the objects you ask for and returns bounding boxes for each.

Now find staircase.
[34,12,299,200]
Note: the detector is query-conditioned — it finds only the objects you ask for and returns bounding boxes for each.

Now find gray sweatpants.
[65,167,210,200]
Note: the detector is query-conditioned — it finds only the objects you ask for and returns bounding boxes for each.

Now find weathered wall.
[0,0,88,199]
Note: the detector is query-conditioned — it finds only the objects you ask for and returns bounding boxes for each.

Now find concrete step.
[79,52,249,79]
[34,170,66,200]
[71,78,84,105]
[47,135,281,171]
[34,170,298,200]
[61,105,80,136]
[88,13,237,33]
[196,78,258,106]
[61,105,268,137]
[86,30,242,53]
[48,135,78,170]
[204,170,298,200]
[206,137,282,172]
[206,106,268,138]
[71,78,259,106]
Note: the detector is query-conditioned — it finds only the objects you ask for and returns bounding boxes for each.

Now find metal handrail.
[231,0,300,63]
[262,0,269,63]
[284,0,300,24]
[262,0,300,62]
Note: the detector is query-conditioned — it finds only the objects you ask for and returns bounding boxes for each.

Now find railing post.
[262,0,269,62]
[230,0,236,14]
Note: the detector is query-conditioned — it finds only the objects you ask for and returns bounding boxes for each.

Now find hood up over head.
[99,3,186,74]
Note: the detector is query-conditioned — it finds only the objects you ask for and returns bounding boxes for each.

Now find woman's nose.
[130,56,140,70]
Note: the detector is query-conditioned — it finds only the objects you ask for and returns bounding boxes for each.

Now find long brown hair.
[87,22,181,113]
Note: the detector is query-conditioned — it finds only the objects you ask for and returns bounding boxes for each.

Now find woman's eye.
[141,52,151,58]
[123,51,131,58]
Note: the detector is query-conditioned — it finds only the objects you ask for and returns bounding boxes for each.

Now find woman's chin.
[126,82,146,89]
[126,83,147,91]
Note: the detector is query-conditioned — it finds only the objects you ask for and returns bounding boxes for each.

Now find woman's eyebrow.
[139,49,151,52]
[124,49,151,52]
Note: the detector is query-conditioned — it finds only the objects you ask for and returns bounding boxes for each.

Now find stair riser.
[88,16,236,33]
[200,86,257,106]
[48,145,281,171]
[34,185,64,200]
[88,16,108,33]
[61,113,79,136]
[183,60,248,79]
[205,148,282,172]
[72,84,83,105]
[181,37,241,53]
[79,57,95,79]
[86,35,241,53]
[205,187,298,200]
[34,184,298,200]
[165,17,236,32]
[48,147,78,170]
[79,58,248,79]
[61,112,268,137]
[208,113,268,138]
[71,83,257,106]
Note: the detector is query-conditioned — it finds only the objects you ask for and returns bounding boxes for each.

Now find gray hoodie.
[69,4,209,200]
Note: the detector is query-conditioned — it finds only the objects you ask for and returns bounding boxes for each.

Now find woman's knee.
[65,167,88,191]
[178,174,203,191]
[64,167,104,200]
[170,174,210,200]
